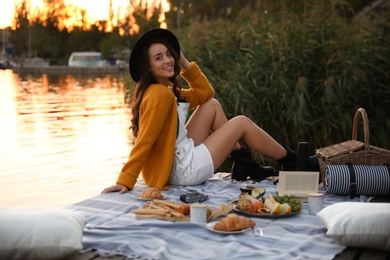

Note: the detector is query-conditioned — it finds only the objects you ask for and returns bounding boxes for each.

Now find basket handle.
[352,108,370,150]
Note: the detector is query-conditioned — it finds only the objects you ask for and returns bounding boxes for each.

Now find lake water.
[0,69,133,209]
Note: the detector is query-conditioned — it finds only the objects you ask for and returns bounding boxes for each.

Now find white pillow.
[317,202,390,251]
[0,208,87,259]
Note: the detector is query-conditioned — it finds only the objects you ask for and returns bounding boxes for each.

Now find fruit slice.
[268,194,277,204]
[236,198,252,210]
[264,198,281,214]
[252,201,264,210]
[279,203,292,214]
[240,193,259,204]
[257,208,270,214]
[242,204,257,213]
[269,203,281,214]
[251,187,266,198]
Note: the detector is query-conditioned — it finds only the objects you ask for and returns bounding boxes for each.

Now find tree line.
[6,0,376,64]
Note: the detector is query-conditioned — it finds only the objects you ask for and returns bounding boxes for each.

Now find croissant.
[213,214,255,231]
[140,187,163,199]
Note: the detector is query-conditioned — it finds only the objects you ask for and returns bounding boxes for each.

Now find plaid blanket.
[66,175,361,260]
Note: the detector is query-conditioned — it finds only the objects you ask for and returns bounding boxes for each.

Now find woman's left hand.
[101,184,129,194]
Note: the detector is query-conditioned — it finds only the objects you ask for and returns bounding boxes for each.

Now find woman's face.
[148,43,175,85]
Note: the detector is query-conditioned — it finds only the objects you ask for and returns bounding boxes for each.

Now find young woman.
[102,29,296,194]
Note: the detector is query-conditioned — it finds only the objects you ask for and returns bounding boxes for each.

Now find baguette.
[153,199,181,209]
[131,208,169,216]
[153,199,190,215]
[166,208,185,218]
[148,204,165,210]
[133,201,186,218]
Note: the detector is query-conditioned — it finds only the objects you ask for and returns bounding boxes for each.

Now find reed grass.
[175,1,390,164]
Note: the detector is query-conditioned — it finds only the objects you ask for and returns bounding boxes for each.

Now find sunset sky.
[0,0,169,29]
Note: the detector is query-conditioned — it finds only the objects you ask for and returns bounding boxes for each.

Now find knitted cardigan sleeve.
[180,62,215,109]
[116,85,176,190]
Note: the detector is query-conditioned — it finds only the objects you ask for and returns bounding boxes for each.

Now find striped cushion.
[325,165,390,196]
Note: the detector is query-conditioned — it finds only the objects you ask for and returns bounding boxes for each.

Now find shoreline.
[11,65,128,75]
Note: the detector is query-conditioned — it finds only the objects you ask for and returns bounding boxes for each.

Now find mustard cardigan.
[116,62,215,190]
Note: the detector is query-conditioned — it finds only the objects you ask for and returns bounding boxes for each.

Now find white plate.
[205,222,252,234]
[131,194,168,201]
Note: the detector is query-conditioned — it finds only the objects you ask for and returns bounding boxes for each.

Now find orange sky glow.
[0,0,170,30]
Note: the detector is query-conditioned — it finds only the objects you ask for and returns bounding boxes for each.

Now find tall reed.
[175,1,389,166]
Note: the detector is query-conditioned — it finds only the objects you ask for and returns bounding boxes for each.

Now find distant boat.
[68,52,107,67]
[11,57,49,68]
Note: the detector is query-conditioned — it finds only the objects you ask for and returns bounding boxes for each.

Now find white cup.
[190,204,207,223]
[307,193,324,215]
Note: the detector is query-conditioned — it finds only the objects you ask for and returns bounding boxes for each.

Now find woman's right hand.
[179,52,191,70]
[101,184,129,194]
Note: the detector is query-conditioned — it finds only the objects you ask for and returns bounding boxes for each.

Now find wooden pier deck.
[67,247,390,260]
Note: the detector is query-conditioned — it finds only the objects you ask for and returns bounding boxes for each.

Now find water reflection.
[0,70,133,208]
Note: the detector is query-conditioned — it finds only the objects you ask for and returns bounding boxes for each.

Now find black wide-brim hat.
[129,28,180,83]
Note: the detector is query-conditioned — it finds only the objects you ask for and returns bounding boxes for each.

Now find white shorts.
[170,143,214,186]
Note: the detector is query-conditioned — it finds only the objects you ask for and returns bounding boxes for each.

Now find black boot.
[277,143,320,171]
[230,147,275,181]
[276,145,297,171]
[297,142,320,171]
[308,155,320,171]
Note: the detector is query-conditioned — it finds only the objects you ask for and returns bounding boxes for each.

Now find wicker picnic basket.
[316,108,390,183]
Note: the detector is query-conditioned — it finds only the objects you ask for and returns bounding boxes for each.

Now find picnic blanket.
[66,174,363,260]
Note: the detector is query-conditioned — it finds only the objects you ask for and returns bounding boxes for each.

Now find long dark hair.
[130,38,185,138]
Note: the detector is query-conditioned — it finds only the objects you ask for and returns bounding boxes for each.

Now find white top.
[173,102,194,172]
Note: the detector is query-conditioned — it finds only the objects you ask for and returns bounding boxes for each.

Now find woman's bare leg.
[204,116,287,169]
[186,99,287,170]
[186,98,240,150]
